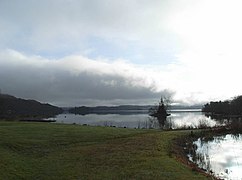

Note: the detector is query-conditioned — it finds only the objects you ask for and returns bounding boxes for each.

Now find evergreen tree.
[149,97,169,128]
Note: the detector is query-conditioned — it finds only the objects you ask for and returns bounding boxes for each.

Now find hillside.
[0,94,63,119]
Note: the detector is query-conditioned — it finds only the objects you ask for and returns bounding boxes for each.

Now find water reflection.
[52,113,152,128]
[166,112,218,129]
[189,134,242,180]
[50,110,224,129]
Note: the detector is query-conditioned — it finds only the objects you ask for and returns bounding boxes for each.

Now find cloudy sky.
[1,0,242,106]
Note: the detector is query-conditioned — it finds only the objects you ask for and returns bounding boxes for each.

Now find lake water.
[49,110,224,129]
[189,134,242,180]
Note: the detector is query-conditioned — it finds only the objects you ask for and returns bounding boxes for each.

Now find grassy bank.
[0,122,210,179]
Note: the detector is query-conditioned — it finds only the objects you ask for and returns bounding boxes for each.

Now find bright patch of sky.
[0,0,242,106]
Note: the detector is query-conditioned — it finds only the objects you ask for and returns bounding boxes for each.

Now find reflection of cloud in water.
[52,111,223,129]
[192,134,242,180]
[169,112,218,128]
[53,113,152,128]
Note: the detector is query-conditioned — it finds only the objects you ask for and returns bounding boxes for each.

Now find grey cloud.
[0,50,172,106]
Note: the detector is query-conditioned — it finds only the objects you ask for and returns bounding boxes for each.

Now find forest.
[202,95,242,115]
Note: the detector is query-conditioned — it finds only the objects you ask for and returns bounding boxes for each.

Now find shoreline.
[19,119,56,123]
[171,129,215,179]
[172,127,242,179]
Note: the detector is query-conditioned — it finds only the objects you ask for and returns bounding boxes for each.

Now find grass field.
[0,122,210,179]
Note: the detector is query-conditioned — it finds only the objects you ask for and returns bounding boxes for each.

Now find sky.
[1,0,242,106]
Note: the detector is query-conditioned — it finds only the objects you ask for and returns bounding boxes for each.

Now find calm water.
[49,110,223,129]
[189,134,242,180]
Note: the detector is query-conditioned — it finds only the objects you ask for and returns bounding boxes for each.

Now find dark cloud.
[0,50,171,106]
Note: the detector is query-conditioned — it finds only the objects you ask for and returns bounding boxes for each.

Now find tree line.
[202,95,242,115]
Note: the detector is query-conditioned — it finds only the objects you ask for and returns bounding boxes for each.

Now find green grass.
[0,122,210,179]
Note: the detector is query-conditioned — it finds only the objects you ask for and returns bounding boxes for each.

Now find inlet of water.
[189,134,242,180]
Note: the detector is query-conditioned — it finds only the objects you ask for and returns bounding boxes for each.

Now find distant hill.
[0,94,63,119]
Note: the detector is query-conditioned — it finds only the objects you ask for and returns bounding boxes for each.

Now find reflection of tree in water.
[231,133,241,140]
[194,152,212,173]
[164,116,173,129]
[189,134,242,180]
[189,140,213,173]
[148,117,160,129]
